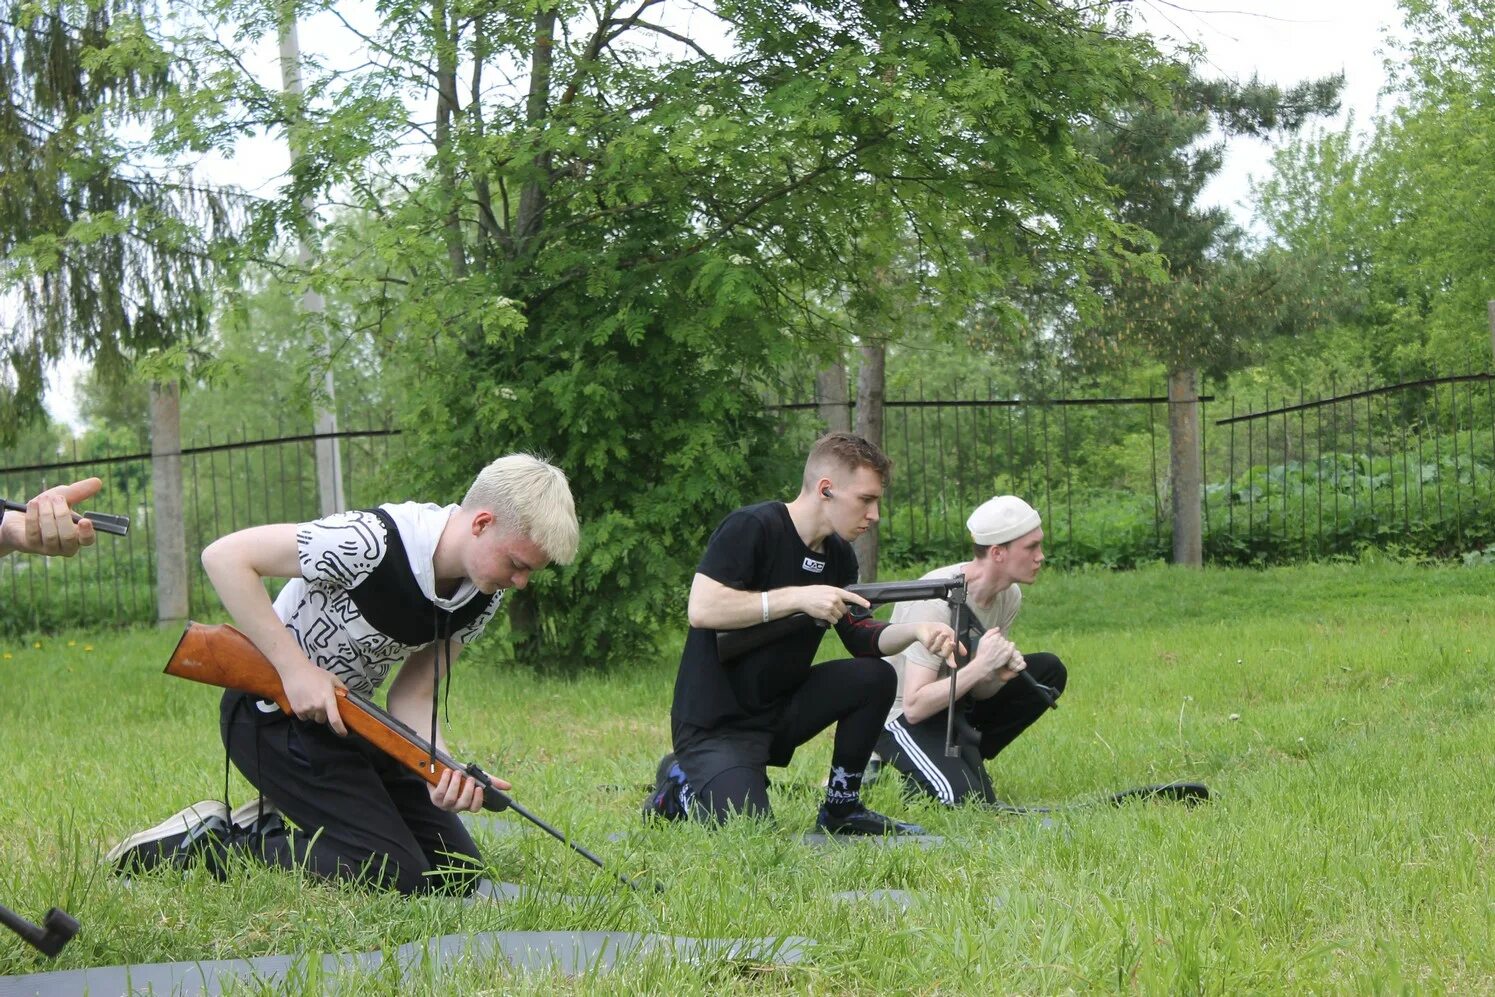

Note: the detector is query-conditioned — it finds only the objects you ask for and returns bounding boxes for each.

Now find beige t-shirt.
[883,563,1022,724]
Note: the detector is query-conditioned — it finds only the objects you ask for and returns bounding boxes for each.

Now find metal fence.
[5,370,1494,633]
[0,426,406,633]
[1206,371,1495,562]
[780,369,1495,568]
[772,384,1197,567]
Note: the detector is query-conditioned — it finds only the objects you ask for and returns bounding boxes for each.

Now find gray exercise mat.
[461,813,528,838]
[607,830,946,847]
[798,832,945,847]
[0,930,809,996]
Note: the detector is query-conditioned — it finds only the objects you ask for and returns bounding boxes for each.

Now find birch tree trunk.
[279,2,343,516]
[1168,366,1203,567]
[150,381,188,625]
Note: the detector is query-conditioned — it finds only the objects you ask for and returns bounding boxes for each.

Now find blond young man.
[110,455,578,895]
[647,433,959,835]
[875,495,1066,806]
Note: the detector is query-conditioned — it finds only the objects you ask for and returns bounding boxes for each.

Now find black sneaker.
[642,753,688,822]
[816,804,925,836]
[107,801,232,874]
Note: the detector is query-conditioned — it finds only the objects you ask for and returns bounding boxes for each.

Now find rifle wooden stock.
[165,622,511,813]
[715,577,967,663]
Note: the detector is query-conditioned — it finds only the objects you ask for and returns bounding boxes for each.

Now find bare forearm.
[387,683,448,754]
[876,622,926,656]
[387,645,460,755]
[904,666,1001,725]
[688,573,795,630]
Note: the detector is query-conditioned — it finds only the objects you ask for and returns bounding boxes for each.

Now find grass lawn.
[1,559,1491,993]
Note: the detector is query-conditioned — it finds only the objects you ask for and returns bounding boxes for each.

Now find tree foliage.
[150,0,1171,666]
[1260,0,1495,384]
[0,1,236,436]
[1067,65,1343,379]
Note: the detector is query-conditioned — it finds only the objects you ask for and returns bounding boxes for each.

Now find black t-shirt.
[670,501,872,731]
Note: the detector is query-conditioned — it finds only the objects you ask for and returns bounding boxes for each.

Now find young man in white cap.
[874,495,1066,806]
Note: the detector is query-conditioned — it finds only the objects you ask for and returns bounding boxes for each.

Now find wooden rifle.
[165,622,654,892]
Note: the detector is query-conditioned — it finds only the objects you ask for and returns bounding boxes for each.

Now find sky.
[40,0,1412,427]
[1129,0,1408,228]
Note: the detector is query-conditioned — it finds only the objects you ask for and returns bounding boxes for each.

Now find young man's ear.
[471,509,495,534]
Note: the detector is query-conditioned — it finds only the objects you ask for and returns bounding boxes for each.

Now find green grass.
[2,560,1492,993]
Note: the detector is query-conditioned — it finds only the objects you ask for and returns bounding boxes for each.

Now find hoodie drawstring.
[429,605,454,773]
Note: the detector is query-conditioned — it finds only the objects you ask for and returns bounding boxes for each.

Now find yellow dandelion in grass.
[68,639,76,647]
[32,641,41,649]
[2,652,10,660]
[84,645,94,652]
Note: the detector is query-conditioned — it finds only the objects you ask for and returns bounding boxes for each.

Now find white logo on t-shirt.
[802,556,825,573]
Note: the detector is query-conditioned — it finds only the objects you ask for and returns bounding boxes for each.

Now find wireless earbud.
[821,488,833,499]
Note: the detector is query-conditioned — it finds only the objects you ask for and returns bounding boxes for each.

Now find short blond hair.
[462,454,579,565]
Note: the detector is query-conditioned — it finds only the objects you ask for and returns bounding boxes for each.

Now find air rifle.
[714,575,1058,757]
[165,622,654,893]
[715,577,969,663]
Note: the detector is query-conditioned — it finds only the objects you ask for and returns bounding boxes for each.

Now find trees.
[1067,66,1343,564]
[1,2,237,423]
[160,1,1167,664]
[2,1,240,622]
[1261,0,1495,381]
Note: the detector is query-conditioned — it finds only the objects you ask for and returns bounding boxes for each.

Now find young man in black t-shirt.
[646,433,960,835]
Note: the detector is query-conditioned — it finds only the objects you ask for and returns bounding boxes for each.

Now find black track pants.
[684,656,896,822]
[876,652,1066,806]
[220,690,483,896]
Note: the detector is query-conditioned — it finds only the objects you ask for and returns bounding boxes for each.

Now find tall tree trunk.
[432,0,467,278]
[854,342,886,581]
[1168,366,1203,567]
[513,8,556,251]
[150,381,188,625]
[1487,299,1494,368]
[279,3,343,515]
[816,359,850,433]
[506,9,556,656]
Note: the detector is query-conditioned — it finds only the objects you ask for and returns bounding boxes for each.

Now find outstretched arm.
[688,572,871,630]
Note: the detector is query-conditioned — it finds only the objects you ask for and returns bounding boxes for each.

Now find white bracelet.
[761,591,770,623]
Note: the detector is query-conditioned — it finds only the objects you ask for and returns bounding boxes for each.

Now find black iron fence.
[777,370,1495,570]
[5,370,1494,633]
[0,426,406,633]
[1205,371,1495,563]
[772,385,1198,568]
